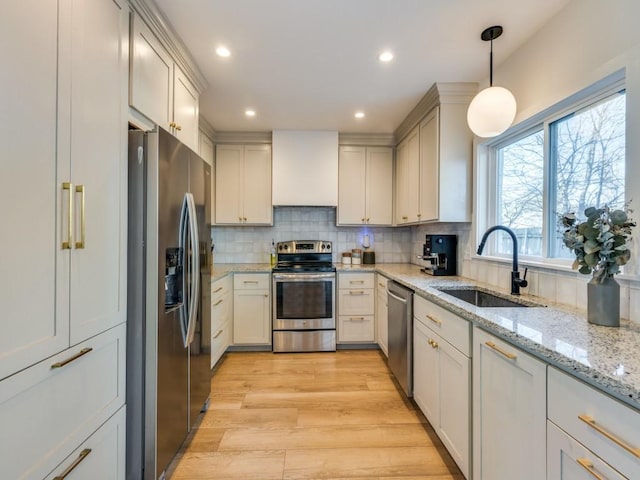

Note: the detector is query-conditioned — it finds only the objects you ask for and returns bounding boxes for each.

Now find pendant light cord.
[489,37,493,87]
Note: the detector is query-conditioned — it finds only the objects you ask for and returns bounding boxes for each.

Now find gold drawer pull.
[213,287,223,293]
[213,299,224,306]
[401,216,408,220]
[378,282,385,287]
[349,317,365,321]
[243,280,259,284]
[350,280,364,284]
[53,448,91,479]
[426,314,442,326]
[576,458,604,480]
[349,290,365,295]
[51,348,93,369]
[485,341,517,360]
[578,414,640,458]
[213,329,223,339]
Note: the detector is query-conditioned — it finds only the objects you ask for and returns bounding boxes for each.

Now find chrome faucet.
[477,225,528,295]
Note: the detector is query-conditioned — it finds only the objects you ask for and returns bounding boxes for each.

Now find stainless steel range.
[272,240,336,352]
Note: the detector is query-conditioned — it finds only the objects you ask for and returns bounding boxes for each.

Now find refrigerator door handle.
[178,194,190,347]
[185,192,200,346]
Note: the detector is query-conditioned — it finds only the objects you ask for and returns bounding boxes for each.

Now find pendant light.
[467,26,517,138]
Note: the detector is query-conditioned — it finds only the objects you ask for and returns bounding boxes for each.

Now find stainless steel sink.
[437,288,529,308]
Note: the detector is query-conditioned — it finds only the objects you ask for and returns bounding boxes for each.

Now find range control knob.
[321,244,326,250]
[325,243,331,251]
[278,245,283,251]
[284,244,289,250]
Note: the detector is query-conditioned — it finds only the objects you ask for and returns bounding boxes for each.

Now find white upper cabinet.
[130,12,199,151]
[395,126,420,224]
[215,144,272,225]
[0,0,128,380]
[338,146,393,226]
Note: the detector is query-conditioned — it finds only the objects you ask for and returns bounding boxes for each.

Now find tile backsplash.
[211,206,412,264]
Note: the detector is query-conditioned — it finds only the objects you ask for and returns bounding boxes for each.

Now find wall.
[466,0,640,322]
[212,206,412,264]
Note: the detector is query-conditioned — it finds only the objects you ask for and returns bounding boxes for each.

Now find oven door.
[272,272,335,330]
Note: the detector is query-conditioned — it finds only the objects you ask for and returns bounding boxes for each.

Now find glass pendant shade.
[467,85,517,138]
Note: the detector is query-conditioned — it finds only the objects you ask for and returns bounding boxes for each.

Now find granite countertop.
[210,262,640,410]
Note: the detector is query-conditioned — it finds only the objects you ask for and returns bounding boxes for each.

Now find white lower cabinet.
[233,274,271,345]
[375,274,389,356]
[413,296,470,478]
[547,366,640,479]
[211,276,233,366]
[338,273,375,343]
[547,421,626,480]
[0,324,126,480]
[46,406,126,480]
[472,327,546,480]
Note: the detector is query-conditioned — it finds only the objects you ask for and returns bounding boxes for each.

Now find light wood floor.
[167,350,464,480]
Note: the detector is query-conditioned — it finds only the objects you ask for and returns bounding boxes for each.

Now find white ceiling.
[154,0,571,134]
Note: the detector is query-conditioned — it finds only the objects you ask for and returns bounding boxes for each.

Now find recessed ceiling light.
[245,109,256,117]
[216,46,231,57]
[354,111,365,119]
[378,51,394,62]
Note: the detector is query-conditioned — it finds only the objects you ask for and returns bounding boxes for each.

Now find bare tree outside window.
[494,90,626,260]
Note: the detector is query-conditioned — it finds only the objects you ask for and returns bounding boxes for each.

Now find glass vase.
[587,275,620,327]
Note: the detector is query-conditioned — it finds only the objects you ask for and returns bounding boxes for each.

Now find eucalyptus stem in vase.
[559,204,635,326]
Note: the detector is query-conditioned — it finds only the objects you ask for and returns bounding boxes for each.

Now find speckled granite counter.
[375,263,640,411]
[211,263,272,282]
[211,262,640,410]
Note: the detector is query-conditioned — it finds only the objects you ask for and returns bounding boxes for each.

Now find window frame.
[475,70,626,271]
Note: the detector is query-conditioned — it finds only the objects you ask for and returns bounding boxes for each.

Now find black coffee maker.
[420,234,457,276]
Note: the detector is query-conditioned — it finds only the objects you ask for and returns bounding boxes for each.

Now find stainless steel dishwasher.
[387,280,414,397]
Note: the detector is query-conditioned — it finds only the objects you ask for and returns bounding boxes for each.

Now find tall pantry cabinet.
[0,1,128,478]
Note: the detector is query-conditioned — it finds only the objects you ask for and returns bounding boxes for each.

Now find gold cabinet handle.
[417,213,422,218]
[366,217,370,223]
[213,299,223,306]
[349,316,365,321]
[213,287,223,293]
[51,347,93,369]
[243,280,259,284]
[362,217,365,223]
[243,217,247,222]
[485,341,517,360]
[578,414,640,458]
[402,215,408,220]
[426,314,442,326]
[62,182,73,249]
[349,290,365,295]
[576,458,604,480]
[75,185,86,249]
[53,448,92,480]
[350,280,364,284]
[238,216,242,222]
[175,124,182,131]
[428,339,439,349]
[169,121,176,129]
[378,282,385,287]
[213,329,223,339]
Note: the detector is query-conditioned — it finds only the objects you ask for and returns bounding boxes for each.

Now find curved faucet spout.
[477,225,527,295]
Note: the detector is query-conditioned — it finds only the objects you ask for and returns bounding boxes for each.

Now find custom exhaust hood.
[272,130,338,206]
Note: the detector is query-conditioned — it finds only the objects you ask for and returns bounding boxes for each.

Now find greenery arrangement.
[560,205,635,282]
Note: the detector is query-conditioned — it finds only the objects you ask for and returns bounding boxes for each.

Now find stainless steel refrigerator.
[126,127,212,480]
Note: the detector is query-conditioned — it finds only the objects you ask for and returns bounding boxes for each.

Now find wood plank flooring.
[166,350,464,480]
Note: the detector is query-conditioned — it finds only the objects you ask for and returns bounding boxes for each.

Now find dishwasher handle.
[387,287,409,304]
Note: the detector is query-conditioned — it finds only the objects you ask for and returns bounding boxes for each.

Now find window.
[485,80,626,264]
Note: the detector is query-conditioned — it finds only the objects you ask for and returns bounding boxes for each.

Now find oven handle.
[273,273,335,281]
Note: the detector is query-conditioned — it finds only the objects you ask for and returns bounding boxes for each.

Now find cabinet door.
[395,137,409,224]
[215,145,243,224]
[338,316,375,343]
[173,65,199,152]
[438,337,470,478]
[338,146,366,225]
[243,145,273,224]
[199,131,214,165]
[419,107,439,222]
[0,1,69,380]
[130,13,173,129]
[233,290,271,345]
[366,147,393,225]
[413,320,439,425]
[68,0,128,344]
[406,127,421,223]
[473,327,546,480]
[547,421,626,480]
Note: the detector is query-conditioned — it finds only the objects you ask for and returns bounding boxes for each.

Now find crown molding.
[338,133,396,147]
[198,115,215,139]
[129,0,208,93]
[394,82,478,143]
[214,131,273,144]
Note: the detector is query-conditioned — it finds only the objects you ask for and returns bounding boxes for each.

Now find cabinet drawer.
[547,420,626,480]
[548,367,640,478]
[338,289,374,315]
[46,407,126,480]
[340,273,375,289]
[376,274,388,293]
[234,273,270,290]
[414,295,470,355]
[211,275,232,299]
[338,315,375,342]
[0,324,125,480]
[211,320,231,368]
[212,290,231,331]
